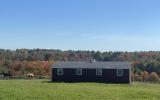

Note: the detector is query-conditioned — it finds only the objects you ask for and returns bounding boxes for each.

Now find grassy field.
[0,80,159,100]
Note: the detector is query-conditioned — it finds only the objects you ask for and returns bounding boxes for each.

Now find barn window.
[96,69,102,76]
[117,69,124,77]
[57,68,63,76]
[76,68,82,75]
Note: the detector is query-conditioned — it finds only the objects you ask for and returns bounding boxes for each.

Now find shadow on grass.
[41,80,130,84]
[41,80,53,83]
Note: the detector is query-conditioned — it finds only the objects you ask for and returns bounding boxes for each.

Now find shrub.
[133,74,143,81]
[141,71,149,81]
[149,72,159,82]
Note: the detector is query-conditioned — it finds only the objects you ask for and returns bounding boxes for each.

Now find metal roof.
[52,61,131,69]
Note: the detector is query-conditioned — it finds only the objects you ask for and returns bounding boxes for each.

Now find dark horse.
[0,72,12,80]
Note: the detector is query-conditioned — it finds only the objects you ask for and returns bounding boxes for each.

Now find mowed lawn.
[0,80,159,100]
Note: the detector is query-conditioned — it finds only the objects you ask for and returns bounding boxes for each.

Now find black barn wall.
[52,68,130,83]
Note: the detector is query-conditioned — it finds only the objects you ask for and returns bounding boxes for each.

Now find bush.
[133,74,143,81]
[149,72,159,82]
[141,71,149,81]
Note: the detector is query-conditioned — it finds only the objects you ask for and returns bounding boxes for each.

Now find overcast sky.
[0,0,160,51]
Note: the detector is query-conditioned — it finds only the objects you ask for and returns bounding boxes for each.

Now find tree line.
[0,49,160,80]
[1,49,160,61]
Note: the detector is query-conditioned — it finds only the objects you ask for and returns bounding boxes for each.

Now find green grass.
[0,80,159,100]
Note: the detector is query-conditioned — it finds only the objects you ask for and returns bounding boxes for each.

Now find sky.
[0,0,160,51]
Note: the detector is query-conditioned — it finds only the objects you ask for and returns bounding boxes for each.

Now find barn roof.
[52,61,131,69]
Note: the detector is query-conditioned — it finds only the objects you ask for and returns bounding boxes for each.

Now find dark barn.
[52,61,131,84]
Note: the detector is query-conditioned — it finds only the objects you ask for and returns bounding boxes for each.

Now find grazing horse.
[0,73,12,80]
[27,73,34,79]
